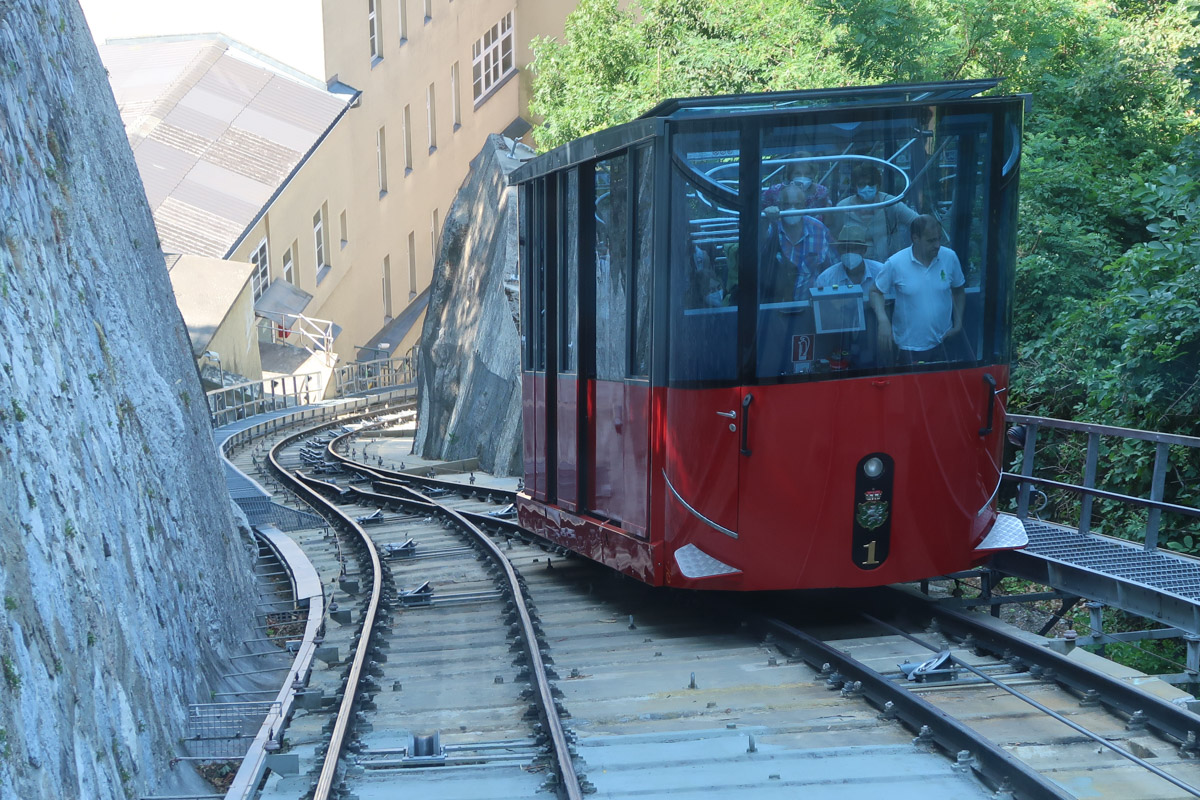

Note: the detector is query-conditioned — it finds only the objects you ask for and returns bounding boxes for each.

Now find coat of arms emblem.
[856,489,889,530]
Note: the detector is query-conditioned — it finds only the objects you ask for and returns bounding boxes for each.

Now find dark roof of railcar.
[636,79,1000,120]
[511,79,1001,185]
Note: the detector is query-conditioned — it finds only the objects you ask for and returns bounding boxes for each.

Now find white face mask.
[857,185,877,201]
[841,252,864,269]
[794,176,813,189]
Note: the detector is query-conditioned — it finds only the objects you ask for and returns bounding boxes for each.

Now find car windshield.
[668,100,1020,386]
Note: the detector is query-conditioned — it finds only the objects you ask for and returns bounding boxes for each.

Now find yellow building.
[224,0,581,368]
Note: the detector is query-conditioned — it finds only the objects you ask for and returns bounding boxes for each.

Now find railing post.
[1016,423,1039,520]
[1144,440,1170,551]
[1078,432,1100,535]
[1087,601,1107,656]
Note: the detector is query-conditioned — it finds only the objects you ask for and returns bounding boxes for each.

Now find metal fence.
[333,352,415,397]
[184,701,281,761]
[1005,414,1200,551]
[206,373,323,428]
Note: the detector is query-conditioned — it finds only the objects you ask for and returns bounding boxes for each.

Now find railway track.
[223,408,1200,800]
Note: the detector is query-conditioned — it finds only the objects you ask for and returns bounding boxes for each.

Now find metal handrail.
[333,352,415,397]
[1005,414,1200,550]
[266,312,338,367]
[206,372,324,428]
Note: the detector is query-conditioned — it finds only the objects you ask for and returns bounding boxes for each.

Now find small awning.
[254,280,313,325]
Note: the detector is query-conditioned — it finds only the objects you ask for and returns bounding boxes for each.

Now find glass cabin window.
[753,106,1000,380]
[630,145,654,378]
[667,124,742,385]
[560,169,579,373]
[533,179,548,372]
[594,155,629,382]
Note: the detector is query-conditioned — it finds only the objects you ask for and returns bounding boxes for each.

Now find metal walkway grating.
[185,701,281,760]
[235,496,324,532]
[1022,520,1200,602]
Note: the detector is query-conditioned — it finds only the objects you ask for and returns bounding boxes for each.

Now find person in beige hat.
[815,223,884,294]
[810,223,891,367]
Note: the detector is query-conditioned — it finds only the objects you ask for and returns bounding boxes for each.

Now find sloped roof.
[101,35,350,258]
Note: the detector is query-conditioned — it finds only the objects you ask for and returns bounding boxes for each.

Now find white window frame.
[313,208,327,272]
[471,11,514,103]
[450,61,461,129]
[408,231,417,299]
[399,0,409,41]
[250,238,269,300]
[377,126,389,194]
[368,0,382,62]
[426,83,437,151]
[431,208,440,261]
[282,246,294,285]
[402,104,413,172]
[382,255,393,319]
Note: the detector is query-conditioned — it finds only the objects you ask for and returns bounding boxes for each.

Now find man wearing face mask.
[816,224,883,293]
[814,224,889,366]
[835,163,917,261]
[762,152,830,220]
[871,215,966,365]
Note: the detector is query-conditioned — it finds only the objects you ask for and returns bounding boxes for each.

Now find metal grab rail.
[206,372,324,428]
[266,312,338,367]
[333,353,415,397]
[1005,414,1200,550]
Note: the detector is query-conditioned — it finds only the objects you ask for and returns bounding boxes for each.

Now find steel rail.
[886,589,1200,747]
[755,615,1073,800]
[266,421,383,800]
[863,612,1200,799]
[323,430,519,504]
[324,430,584,799]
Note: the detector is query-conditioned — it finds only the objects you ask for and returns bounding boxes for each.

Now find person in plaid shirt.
[760,183,838,302]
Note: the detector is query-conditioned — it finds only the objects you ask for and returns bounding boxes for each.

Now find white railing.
[333,351,416,397]
[206,373,323,428]
[263,312,338,367]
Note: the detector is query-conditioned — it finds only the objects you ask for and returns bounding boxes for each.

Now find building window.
[399,0,408,41]
[408,231,417,299]
[423,0,432,22]
[402,104,413,172]
[339,210,348,247]
[472,11,514,102]
[377,126,389,195]
[382,255,393,319]
[314,207,327,277]
[431,207,440,261]
[250,238,269,300]
[426,83,437,151]
[368,0,382,62]
[282,246,294,284]
[450,62,461,129]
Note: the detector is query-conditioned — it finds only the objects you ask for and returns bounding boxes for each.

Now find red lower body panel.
[521,366,1015,591]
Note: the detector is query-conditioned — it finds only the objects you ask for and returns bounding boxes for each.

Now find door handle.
[979,373,998,436]
[716,410,737,419]
[740,393,753,456]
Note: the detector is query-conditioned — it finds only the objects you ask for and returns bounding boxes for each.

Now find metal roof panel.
[97,34,351,257]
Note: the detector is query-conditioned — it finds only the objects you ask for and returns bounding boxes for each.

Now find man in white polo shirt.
[870,214,965,365]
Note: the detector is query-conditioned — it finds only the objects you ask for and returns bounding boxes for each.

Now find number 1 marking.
[863,540,880,565]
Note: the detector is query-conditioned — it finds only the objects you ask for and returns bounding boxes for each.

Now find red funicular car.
[513,80,1028,591]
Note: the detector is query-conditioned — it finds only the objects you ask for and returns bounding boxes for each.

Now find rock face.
[415,134,524,476]
[0,3,261,798]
